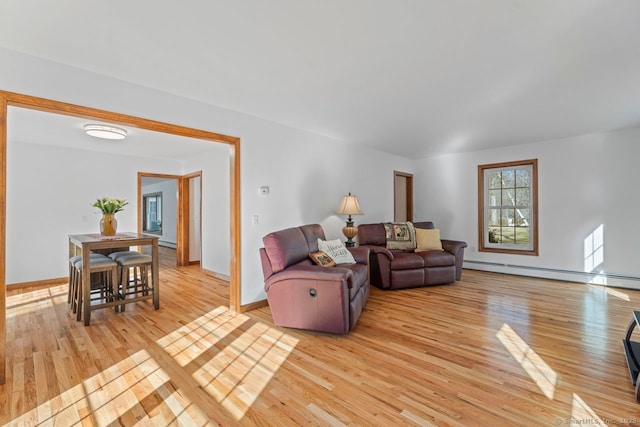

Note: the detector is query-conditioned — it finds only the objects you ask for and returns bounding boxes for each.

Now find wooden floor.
[2,249,640,426]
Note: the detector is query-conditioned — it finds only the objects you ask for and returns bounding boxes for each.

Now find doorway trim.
[183,171,203,267]
[394,171,414,222]
[0,90,242,384]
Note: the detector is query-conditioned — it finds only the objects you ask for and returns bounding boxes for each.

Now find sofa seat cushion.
[417,250,455,267]
[389,252,425,270]
[339,263,369,299]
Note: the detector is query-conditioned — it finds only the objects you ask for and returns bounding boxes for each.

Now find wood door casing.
[394,171,413,222]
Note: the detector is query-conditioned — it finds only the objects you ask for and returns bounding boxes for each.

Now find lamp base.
[342,221,358,248]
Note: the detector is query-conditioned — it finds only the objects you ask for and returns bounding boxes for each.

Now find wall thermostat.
[259,186,270,196]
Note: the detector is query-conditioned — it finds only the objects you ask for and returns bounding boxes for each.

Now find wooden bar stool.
[68,253,110,311]
[109,251,153,310]
[71,256,119,321]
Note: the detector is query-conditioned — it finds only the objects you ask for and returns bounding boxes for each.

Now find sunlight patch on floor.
[9,349,209,425]
[157,306,299,421]
[156,305,238,367]
[587,284,630,302]
[496,323,557,399]
[6,286,66,316]
[571,393,605,425]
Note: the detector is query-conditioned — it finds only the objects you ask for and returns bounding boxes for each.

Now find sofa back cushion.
[357,223,387,246]
[263,224,326,274]
[414,221,435,230]
[299,224,326,252]
[358,222,436,247]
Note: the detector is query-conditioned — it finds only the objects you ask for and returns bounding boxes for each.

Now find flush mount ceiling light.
[84,124,128,140]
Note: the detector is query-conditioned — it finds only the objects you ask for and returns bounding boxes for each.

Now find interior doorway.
[394,171,414,222]
[0,90,241,385]
[138,172,203,268]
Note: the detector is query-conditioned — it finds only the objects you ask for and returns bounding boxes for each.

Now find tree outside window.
[478,159,538,255]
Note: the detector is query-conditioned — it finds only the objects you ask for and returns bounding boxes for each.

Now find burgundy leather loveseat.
[259,224,370,334]
[357,221,467,290]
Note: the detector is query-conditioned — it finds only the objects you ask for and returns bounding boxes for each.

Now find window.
[478,159,538,255]
[143,192,163,235]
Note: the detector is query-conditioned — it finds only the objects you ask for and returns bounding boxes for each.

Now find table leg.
[152,240,159,309]
[82,249,91,326]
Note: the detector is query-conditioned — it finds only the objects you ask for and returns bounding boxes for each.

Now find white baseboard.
[463,260,640,290]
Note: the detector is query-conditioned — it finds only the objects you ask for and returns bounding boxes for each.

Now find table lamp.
[336,192,364,247]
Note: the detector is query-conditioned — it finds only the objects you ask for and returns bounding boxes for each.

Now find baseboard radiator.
[463,260,640,290]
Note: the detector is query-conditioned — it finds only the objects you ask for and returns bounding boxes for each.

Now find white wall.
[141,179,178,247]
[6,141,181,284]
[413,127,640,288]
[0,48,412,303]
[182,145,231,276]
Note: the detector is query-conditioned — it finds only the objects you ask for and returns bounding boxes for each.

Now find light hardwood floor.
[2,249,640,426]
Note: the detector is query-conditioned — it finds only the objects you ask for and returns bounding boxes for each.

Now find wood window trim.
[478,159,539,256]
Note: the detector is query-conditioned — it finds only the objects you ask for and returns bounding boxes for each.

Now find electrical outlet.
[252,215,259,225]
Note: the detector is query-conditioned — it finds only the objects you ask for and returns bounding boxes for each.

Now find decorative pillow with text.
[317,239,356,265]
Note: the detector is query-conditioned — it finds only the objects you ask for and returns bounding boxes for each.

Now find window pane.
[502,189,515,206]
[501,170,515,188]
[488,209,501,227]
[489,227,501,243]
[501,209,514,226]
[516,169,530,187]
[488,189,501,206]
[515,209,529,226]
[514,227,530,244]
[499,227,515,243]
[489,171,503,189]
[515,188,530,206]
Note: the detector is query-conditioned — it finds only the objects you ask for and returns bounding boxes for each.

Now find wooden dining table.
[68,232,159,325]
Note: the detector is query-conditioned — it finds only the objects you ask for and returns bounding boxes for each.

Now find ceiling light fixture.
[84,124,128,140]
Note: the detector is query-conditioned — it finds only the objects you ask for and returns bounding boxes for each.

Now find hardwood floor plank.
[2,249,640,426]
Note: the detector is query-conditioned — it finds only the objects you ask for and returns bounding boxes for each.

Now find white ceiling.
[1,0,639,159]
[7,107,224,161]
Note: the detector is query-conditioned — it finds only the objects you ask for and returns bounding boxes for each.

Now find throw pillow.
[317,238,356,265]
[384,222,417,250]
[309,251,336,267]
[415,228,444,252]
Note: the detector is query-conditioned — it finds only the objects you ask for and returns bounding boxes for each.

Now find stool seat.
[70,253,109,264]
[74,257,118,269]
[108,251,144,261]
[116,253,152,266]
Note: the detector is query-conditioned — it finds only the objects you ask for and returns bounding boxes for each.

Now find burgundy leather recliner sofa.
[357,221,467,290]
[259,224,370,334]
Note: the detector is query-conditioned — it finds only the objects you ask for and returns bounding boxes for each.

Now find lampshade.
[84,124,127,140]
[336,192,363,216]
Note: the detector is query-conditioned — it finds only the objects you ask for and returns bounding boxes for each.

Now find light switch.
[252,215,259,225]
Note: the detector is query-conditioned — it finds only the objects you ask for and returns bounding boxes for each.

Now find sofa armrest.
[264,264,354,292]
[359,244,394,261]
[441,239,467,255]
[441,239,467,281]
[348,247,370,265]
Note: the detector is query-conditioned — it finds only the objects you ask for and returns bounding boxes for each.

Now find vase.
[100,214,118,236]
